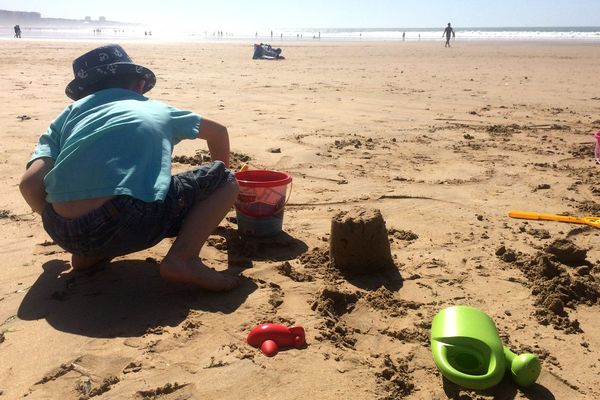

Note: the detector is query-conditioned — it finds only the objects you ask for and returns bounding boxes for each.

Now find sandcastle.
[329,206,394,274]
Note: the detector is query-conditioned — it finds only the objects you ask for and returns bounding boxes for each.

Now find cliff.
[0,9,135,26]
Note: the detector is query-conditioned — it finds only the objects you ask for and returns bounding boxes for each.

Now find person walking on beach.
[19,44,240,291]
[14,24,21,38]
[443,23,455,47]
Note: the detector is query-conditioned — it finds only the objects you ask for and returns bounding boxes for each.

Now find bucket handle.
[273,181,293,215]
[285,181,293,207]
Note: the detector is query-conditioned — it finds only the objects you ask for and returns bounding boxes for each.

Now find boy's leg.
[71,254,109,270]
[160,179,240,291]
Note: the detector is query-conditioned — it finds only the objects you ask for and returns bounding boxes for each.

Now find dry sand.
[0,39,599,399]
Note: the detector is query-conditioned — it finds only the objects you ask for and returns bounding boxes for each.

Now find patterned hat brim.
[65,62,156,100]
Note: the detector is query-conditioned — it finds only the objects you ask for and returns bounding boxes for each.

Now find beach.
[0,39,599,399]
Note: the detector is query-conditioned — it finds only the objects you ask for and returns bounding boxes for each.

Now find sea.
[1,25,600,43]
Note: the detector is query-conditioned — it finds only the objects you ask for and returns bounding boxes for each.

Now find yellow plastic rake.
[508,211,600,229]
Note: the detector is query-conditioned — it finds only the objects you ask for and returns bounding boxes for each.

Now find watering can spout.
[503,347,541,387]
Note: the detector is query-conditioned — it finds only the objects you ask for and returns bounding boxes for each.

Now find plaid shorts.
[42,161,235,258]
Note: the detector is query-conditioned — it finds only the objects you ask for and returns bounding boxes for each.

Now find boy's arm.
[197,118,230,168]
[20,157,54,215]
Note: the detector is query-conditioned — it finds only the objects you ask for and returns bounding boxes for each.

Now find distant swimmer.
[443,23,455,47]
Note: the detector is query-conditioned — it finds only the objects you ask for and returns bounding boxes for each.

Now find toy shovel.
[508,211,600,229]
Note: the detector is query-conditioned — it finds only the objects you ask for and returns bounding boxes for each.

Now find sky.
[2,0,600,29]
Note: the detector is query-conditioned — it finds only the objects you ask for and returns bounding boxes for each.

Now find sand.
[0,39,599,399]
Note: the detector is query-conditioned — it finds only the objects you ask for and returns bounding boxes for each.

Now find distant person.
[19,44,240,291]
[14,24,21,38]
[402,31,405,41]
[443,23,455,47]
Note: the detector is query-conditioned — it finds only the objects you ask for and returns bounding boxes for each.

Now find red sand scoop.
[246,323,306,357]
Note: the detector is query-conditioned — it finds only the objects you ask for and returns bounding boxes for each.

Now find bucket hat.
[65,44,156,100]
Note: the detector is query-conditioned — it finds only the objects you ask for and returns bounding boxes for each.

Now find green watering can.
[431,305,541,390]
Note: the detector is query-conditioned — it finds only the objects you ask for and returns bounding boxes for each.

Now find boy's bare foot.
[159,256,240,291]
[71,254,109,270]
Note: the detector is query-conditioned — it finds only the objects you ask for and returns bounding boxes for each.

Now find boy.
[19,44,240,291]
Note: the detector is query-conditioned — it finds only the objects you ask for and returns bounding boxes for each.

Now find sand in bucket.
[234,170,293,237]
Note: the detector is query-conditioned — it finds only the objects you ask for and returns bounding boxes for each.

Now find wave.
[2,26,600,42]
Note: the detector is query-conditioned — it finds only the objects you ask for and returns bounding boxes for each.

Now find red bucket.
[234,170,292,218]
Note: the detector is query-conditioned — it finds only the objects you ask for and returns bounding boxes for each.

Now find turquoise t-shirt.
[28,88,201,203]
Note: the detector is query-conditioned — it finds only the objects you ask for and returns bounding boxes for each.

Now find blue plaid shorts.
[42,161,235,258]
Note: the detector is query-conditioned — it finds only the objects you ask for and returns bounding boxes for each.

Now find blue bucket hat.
[65,44,156,100]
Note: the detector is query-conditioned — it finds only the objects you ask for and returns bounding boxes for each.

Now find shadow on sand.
[216,226,309,269]
[442,375,555,400]
[18,258,257,338]
[339,263,404,292]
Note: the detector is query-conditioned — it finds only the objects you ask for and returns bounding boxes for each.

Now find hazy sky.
[2,0,599,29]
